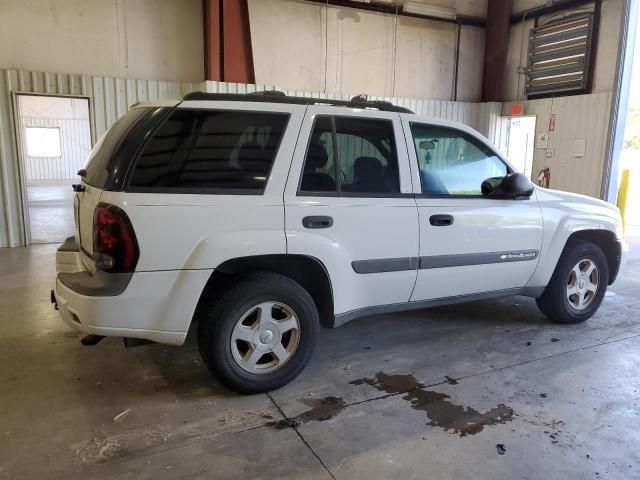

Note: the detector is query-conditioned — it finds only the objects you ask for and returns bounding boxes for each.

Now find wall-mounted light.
[402,1,456,20]
[355,0,403,5]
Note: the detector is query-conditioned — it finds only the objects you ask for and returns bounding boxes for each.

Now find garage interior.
[0,0,639,478]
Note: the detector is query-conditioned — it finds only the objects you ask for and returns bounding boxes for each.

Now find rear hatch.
[75,107,157,260]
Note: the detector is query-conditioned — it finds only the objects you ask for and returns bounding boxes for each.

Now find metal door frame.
[11,92,93,245]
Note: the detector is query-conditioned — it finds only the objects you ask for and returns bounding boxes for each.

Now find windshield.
[83,108,151,188]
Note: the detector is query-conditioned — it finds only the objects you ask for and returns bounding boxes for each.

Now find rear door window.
[299,116,400,195]
[128,109,290,193]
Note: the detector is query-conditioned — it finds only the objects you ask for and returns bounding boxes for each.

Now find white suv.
[53,91,628,393]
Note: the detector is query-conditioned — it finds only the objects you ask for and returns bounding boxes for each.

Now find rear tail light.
[93,203,139,273]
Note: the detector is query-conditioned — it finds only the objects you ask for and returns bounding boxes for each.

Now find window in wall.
[300,116,400,195]
[526,13,596,98]
[129,109,289,192]
[25,127,62,157]
[411,123,507,196]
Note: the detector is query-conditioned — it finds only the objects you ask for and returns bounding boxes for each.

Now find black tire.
[198,272,319,394]
[536,240,609,324]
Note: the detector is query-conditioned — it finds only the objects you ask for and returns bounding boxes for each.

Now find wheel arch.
[566,229,621,285]
[193,254,335,328]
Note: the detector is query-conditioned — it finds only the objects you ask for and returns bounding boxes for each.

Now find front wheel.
[536,240,609,324]
[198,272,319,394]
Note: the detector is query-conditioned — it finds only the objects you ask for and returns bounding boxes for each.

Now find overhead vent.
[526,13,595,98]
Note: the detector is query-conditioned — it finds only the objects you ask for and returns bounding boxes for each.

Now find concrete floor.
[26,182,75,244]
[1,229,639,479]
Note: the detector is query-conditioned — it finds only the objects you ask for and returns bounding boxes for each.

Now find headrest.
[354,156,384,180]
[237,141,266,168]
[237,141,262,155]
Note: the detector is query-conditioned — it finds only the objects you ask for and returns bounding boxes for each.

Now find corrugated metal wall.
[503,92,612,198]
[0,68,203,247]
[203,81,504,140]
[0,70,502,247]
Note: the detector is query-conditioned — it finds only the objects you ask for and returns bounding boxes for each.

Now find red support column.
[203,0,222,81]
[481,0,512,102]
[203,0,255,83]
[222,0,255,83]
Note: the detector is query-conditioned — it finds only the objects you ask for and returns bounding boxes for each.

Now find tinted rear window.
[128,109,290,193]
[299,116,400,195]
[83,108,151,188]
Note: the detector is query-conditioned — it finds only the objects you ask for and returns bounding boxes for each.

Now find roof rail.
[181,91,414,113]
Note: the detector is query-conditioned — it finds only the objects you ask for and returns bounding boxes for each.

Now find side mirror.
[481,176,503,196]
[483,172,534,199]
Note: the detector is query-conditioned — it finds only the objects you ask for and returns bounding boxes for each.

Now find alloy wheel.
[566,258,599,311]
[230,301,301,374]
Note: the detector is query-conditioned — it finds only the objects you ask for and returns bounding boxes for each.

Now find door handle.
[302,216,333,229]
[429,214,453,226]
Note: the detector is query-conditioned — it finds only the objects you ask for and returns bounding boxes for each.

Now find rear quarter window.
[83,108,152,189]
[127,109,290,193]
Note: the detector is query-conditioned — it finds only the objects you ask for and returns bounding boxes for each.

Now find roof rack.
[181,91,414,113]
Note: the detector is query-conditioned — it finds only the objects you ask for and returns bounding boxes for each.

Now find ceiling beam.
[301,0,486,27]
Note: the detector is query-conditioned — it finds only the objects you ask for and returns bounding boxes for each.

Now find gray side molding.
[351,257,419,274]
[420,250,539,269]
[351,250,540,274]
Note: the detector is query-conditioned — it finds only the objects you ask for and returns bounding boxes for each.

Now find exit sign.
[511,103,524,115]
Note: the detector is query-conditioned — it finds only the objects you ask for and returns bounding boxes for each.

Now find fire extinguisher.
[538,168,550,188]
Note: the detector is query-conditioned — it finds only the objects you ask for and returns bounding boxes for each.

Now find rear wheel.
[198,273,319,394]
[536,240,609,324]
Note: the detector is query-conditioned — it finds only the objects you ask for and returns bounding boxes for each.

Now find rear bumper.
[54,277,188,345]
[54,237,212,345]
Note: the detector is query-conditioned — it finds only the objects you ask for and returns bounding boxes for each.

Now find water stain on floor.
[351,372,514,436]
[267,396,347,429]
[297,396,347,422]
[268,372,512,434]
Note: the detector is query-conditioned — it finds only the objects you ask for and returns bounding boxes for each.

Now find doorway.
[620,2,640,227]
[497,115,537,180]
[16,95,91,244]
